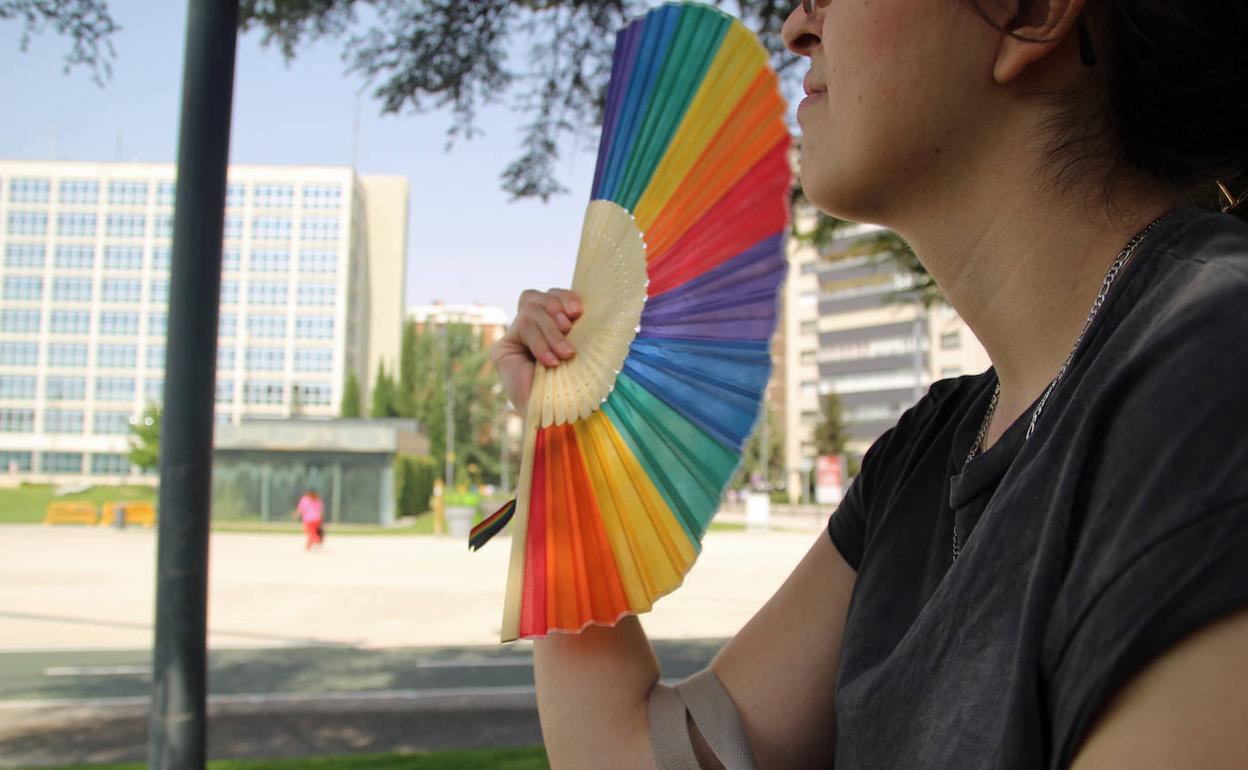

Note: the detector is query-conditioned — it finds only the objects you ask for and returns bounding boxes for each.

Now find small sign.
[815,454,846,506]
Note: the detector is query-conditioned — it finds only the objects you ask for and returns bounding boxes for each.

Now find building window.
[144,378,164,401]
[8,178,50,203]
[60,180,100,205]
[300,216,339,242]
[151,247,172,271]
[101,311,143,338]
[157,181,176,206]
[42,451,84,473]
[253,184,295,209]
[245,346,285,371]
[252,216,292,241]
[293,348,333,372]
[56,212,97,237]
[97,343,137,369]
[55,245,95,269]
[296,284,335,306]
[0,408,36,432]
[1,309,41,334]
[249,249,290,273]
[0,451,33,472]
[216,380,234,403]
[50,310,91,335]
[223,215,243,240]
[52,277,93,302]
[226,182,246,208]
[301,185,341,209]
[222,248,240,271]
[0,341,38,366]
[108,181,149,206]
[146,345,165,369]
[0,375,37,399]
[292,382,331,406]
[155,213,174,239]
[220,281,239,305]
[47,343,88,367]
[243,380,284,404]
[101,279,142,303]
[102,246,143,271]
[295,316,333,339]
[218,346,236,369]
[96,377,136,401]
[799,350,817,366]
[246,314,286,338]
[801,409,820,425]
[4,277,43,301]
[5,243,45,267]
[218,314,237,338]
[247,282,288,305]
[800,321,817,335]
[45,376,87,401]
[940,331,961,350]
[149,279,169,304]
[44,409,85,434]
[6,211,48,236]
[801,380,819,399]
[106,213,147,238]
[93,411,131,435]
[91,453,130,475]
[148,311,167,337]
[298,249,337,274]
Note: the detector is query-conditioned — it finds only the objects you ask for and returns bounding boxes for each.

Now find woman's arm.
[535,531,857,770]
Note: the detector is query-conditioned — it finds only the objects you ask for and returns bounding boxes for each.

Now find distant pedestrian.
[293,489,324,551]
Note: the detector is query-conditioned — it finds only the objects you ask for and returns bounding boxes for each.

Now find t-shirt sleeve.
[825,427,892,571]
[1042,260,1248,765]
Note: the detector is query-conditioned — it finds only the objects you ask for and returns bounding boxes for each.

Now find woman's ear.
[993,0,1086,85]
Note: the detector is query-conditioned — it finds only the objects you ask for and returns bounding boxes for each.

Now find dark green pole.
[149,1,239,767]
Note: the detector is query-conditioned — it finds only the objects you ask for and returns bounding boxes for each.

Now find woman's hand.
[491,288,583,413]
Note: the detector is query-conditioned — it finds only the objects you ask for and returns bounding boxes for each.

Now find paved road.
[0,639,724,768]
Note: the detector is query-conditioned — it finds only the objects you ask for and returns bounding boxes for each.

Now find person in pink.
[293,489,324,551]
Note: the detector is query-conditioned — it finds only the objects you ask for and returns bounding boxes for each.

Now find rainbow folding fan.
[470,1,791,642]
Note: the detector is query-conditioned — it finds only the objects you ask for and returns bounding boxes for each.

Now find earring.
[1216,181,1245,213]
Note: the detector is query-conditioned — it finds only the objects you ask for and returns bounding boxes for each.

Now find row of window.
[0,375,135,401]
[0,340,335,373]
[0,450,133,474]
[6,178,341,209]
[2,308,333,340]
[5,243,336,273]
[3,276,337,307]
[8,211,342,241]
[0,342,136,368]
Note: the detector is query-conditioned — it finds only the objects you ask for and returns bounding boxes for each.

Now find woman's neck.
[892,164,1177,447]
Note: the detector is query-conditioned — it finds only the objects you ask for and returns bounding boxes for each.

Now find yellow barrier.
[43,502,99,526]
[101,501,157,528]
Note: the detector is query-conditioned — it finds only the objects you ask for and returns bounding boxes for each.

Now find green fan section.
[601,374,739,546]
[615,6,732,211]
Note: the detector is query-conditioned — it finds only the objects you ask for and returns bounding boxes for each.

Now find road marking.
[43,665,151,677]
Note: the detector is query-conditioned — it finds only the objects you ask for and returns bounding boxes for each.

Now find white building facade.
[0,160,407,483]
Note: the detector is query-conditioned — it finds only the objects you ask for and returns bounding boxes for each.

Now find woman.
[491,0,1248,767]
[293,489,324,551]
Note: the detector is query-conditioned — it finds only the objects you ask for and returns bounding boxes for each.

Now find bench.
[43,502,100,526]
[101,501,157,528]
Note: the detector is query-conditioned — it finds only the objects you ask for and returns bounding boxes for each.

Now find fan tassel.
[469,498,516,551]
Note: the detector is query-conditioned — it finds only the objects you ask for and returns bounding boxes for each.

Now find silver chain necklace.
[951,213,1169,561]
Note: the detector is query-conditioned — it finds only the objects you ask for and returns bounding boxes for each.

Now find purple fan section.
[592,22,644,197]
[638,234,786,342]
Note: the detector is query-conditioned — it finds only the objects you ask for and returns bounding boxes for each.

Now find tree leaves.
[0,0,117,85]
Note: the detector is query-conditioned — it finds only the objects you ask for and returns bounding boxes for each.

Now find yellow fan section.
[537,200,648,428]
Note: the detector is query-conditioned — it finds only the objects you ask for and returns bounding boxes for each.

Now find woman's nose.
[781,2,822,57]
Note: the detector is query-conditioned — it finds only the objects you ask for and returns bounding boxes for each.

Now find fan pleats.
[488,1,792,641]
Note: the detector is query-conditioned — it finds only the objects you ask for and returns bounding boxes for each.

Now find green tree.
[813,391,850,457]
[340,370,363,418]
[735,403,783,490]
[128,403,162,472]
[370,362,400,418]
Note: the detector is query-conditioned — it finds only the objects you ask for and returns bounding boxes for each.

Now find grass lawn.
[0,483,156,524]
[26,747,549,770]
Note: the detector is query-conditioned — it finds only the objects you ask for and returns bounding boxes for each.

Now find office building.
[0,159,407,483]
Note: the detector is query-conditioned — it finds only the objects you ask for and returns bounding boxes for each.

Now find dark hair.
[969,0,1248,218]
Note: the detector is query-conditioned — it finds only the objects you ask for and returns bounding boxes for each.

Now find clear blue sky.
[0,1,604,316]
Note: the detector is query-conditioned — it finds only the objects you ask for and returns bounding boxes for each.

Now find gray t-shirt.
[826,206,1248,768]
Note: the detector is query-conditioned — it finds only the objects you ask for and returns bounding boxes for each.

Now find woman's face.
[782,0,1002,224]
